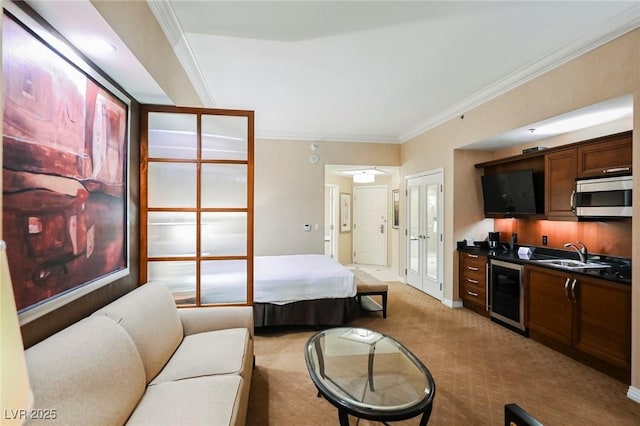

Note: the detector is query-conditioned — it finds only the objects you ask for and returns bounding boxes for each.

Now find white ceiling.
[23,1,640,147]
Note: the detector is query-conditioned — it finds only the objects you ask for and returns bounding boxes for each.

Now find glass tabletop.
[305,327,435,414]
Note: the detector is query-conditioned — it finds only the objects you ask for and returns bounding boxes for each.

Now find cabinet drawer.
[461,282,486,307]
[460,253,487,270]
[460,273,485,290]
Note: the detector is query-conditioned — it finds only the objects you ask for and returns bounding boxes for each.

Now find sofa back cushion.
[92,282,184,383]
[25,316,146,425]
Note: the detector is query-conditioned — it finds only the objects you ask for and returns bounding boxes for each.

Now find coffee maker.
[488,232,500,249]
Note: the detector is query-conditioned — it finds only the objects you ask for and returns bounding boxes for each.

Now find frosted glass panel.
[409,186,420,274]
[148,212,196,257]
[202,115,248,161]
[148,113,197,159]
[148,162,196,207]
[201,164,247,208]
[201,212,246,256]
[426,183,438,280]
[148,261,196,305]
[201,260,247,304]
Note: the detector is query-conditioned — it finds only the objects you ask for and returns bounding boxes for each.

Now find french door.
[406,170,443,300]
[140,105,254,306]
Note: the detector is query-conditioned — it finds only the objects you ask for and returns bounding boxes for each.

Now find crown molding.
[146,0,216,107]
[399,4,640,143]
[255,129,400,144]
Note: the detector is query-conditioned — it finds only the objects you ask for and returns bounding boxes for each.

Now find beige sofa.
[25,282,254,425]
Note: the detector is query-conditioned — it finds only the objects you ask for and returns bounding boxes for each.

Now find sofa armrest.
[178,306,254,338]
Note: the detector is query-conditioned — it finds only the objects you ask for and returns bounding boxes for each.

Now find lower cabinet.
[525,265,631,380]
[458,251,488,316]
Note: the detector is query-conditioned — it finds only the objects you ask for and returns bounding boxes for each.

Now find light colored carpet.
[247,275,640,425]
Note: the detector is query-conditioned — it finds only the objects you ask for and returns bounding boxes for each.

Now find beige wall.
[401,27,640,392]
[324,173,354,264]
[254,139,400,256]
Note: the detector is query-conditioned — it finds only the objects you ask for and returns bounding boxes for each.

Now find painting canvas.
[2,12,129,314]
[340,193,351,233]
[392,189,400,228]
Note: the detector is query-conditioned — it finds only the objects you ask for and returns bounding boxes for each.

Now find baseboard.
[627,386,640,404]
[442,298,463,308]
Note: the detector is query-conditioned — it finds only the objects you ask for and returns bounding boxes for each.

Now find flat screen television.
[481,169,538,215]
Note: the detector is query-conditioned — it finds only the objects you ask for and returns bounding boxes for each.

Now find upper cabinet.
[545,148,578,219]
[545,131,631,220]
[577,132,632,178]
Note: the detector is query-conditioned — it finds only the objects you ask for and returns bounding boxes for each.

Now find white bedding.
[253,254,356,304]
[165,254,356,305]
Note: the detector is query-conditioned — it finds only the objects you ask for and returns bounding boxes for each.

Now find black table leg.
[338,408,350,426]
[367,344,376,391]
[419,403,433,425]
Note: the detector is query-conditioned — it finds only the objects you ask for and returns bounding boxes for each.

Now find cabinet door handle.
[467,266,479,271]
[570,190,576,212]
[564,277,571,300]
[467,278,479,284]
[603,167,630,174]
[467,291,479,297]
[466,254,479,258]
[570,279,577,301]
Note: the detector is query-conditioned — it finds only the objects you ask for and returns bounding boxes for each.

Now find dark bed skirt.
[253,297,359,327]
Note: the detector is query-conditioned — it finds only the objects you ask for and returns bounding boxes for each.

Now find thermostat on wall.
[303,224,311,232]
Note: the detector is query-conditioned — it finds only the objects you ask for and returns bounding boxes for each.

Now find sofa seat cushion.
[26,316,146,426]
[92,282,184,383]
[126,375,243,426]
[150,328,251,385]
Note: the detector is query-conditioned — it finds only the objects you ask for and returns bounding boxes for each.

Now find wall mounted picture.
[2,10,130,320]
[392,189,400,228]
[340,193,351,233]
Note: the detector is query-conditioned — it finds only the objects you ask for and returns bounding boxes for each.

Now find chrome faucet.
[564,241,588,263]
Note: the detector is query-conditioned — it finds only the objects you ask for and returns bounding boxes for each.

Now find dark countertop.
[458,242,632,285]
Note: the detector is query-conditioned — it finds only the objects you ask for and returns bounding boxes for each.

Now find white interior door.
[406,171,443,300]
[353,186,387,265]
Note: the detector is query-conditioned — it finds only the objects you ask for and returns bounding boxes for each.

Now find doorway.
[406,169,443,300]
[324,184,338,259]
[353,185,387,266]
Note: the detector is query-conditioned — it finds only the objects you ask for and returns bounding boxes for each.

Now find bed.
[166,254,359,327]
[251,254,359,327]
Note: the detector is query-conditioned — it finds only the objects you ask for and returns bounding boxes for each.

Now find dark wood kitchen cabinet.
[458,251,488,316]
[577,132,632,177]
[573,274,631,371]
[525,265,631,381]
[544,148,578,219]
[543,131,632,220]
[525,266,573,345]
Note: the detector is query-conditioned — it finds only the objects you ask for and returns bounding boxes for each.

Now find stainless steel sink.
[534,259,611,269]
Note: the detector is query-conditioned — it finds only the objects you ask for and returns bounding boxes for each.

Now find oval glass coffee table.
[305,327,436,425]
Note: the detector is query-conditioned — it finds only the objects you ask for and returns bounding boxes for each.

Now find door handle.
[570,279,577,301]
[380,224,384,234]
[564,277,571,300]
[570,190,576,212]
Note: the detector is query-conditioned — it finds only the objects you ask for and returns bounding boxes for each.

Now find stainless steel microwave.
[574,175,632,217]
